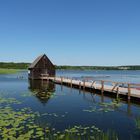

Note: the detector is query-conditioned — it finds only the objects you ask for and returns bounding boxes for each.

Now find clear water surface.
[0,70,140,140]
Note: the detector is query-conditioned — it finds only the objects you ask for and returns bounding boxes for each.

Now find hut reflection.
[28,80,55,104]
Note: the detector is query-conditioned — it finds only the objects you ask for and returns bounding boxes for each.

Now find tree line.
[0,62,30,69]
[0,62,140,70]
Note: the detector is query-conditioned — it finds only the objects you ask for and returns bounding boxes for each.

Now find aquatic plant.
[0,97,22,105]
[83,100,122,113]
[135,117,140,133]
[21,92,32,97]
[0,95,118,140]
[21,91,66,101]
[47,126,118,140]
[41,112,68,118]
[0,107,118,140]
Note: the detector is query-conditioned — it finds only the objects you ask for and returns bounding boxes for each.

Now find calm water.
[57,70,140,83]
[0,70,140,140]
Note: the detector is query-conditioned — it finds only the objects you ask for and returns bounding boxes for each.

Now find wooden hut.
[28,54,55,80]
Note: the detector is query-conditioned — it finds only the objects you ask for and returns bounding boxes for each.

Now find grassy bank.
[0,68,20,74]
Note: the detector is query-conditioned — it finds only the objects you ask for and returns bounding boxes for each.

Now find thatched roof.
[28,54,45,69]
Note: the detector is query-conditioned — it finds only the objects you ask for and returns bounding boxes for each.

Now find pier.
[39,76,140,101]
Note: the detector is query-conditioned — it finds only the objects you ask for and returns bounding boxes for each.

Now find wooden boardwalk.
[40,76,140,100]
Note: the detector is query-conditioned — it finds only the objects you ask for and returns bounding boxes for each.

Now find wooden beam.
[83,80,85,90]
[61,77,63,85]
[79,82,81,90]
[101,81,104,93]
[116,87,119,99]
[91,81,96,88]
[111,83,118,92]
[71,79,72,88]
[128,84,131,100]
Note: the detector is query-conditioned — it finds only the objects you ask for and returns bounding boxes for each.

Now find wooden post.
[71,79,72,88]
[128,84,131,101]
[83,80,85,90]
[79,82,81,90]
[91,81,96,88]
[111,83,118,92]
[101,81,104,93]
[116,87,119,99]
[61,77,63,85]
[47,76,49,82]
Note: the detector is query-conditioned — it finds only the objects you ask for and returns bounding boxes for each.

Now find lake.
[0,70,140,140]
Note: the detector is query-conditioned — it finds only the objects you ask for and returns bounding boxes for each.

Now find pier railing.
[40,76,140,100]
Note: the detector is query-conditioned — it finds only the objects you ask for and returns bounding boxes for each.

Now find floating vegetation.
[49,126,118,140]
[99,99,122,108]
[135,117,140,133]
[0,94,118,140]
[21,92,32,97]
[21,91,56,101]
[0,95,39,139]
[21,91,66,101]
[0,97,22,105]
[83,100,122,113]
[0,107,118,139]
[0,106,38,139]
[41,112,68,118]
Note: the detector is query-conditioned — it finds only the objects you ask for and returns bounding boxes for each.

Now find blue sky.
[0,0,140,66]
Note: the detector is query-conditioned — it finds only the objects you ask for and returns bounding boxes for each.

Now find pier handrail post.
[79,82,81,90]
[61,77,63,85]
[83,80,85,90]
[101,81,104,94]
[111,83,118,92]
[116,87,119,99]
[91,81,96,88]
[128,84,131,101]
[47,75,49,82]
[71,79,72,88]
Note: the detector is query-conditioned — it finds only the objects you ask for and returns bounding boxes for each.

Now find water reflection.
[82,91,135,117]
[28,80,55,104]
[28,79,140,118]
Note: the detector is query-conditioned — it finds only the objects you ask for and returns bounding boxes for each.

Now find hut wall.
[29,55,55,79]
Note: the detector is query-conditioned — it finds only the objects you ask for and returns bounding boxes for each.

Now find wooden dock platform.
[40,76,140,101]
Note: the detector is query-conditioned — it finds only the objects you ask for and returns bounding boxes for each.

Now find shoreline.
[0,68,140,75]
[0,68,25,74]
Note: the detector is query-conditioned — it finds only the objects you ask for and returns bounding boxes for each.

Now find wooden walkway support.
[40,76,140,101]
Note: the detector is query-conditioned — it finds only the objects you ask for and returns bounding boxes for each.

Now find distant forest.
[0,62,30,69]
[56,65,140,70]
[0,62,140,70]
